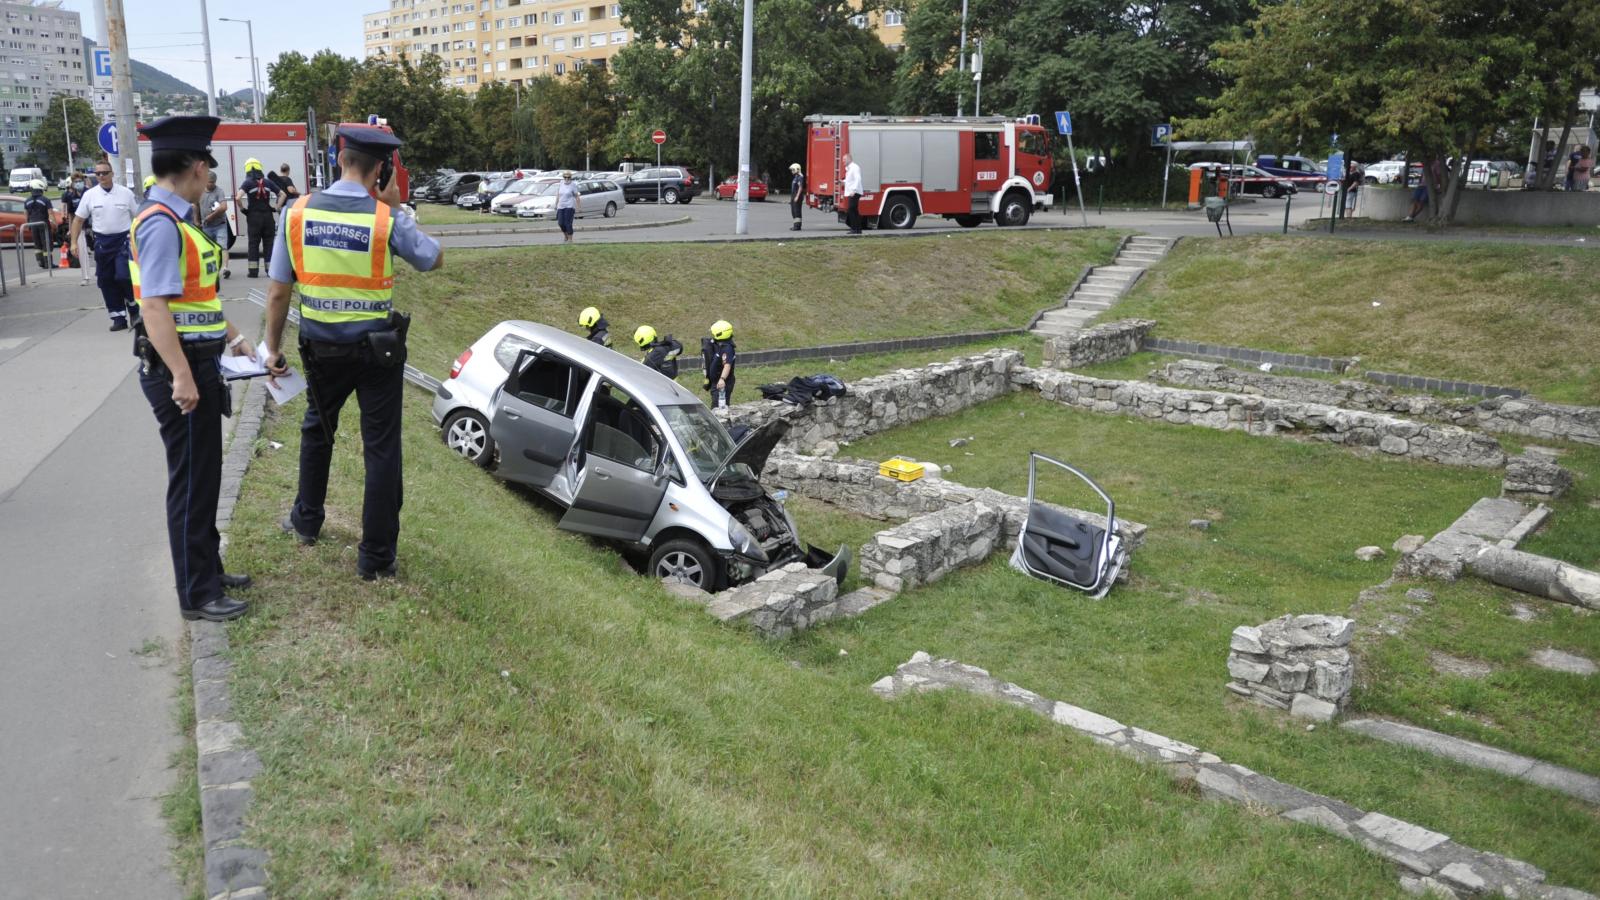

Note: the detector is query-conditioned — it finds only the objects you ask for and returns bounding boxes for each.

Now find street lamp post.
[733,0,752,235]
[219,17,261,121]
[972,41,983,117]
[61,96,74,175]
[956,0,968,116]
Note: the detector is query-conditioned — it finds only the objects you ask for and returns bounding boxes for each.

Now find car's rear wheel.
[650,538,723,591]
[604,201,617,217]
[1261,184,1280,199]
[662,187,680,204]
[442,410,495,468]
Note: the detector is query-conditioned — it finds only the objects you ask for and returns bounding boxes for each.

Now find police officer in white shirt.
[842,153,864,234]
[69,159,142,331]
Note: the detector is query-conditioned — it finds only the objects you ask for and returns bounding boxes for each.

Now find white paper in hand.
[218,352,267,380]
[256,340,308,405]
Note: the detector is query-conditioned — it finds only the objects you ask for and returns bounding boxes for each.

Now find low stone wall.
[1042,318,1155,369]
[1365,183,1600,227]
[859,502,1001,593]
[1016,367,1507,469]
[1501,449,1574,500]
[718,349,1021,452]
[703,563,840,639]
[1157,359,1600,448]
[1226,615,1355,723]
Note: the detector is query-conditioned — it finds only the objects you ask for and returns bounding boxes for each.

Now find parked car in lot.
[432,321,849,591]
[1187,163,1299,198]
[0,193,66,246]
[410,170,454,202]
[415,171,483,203]
[713,176,767,201]
[490,177,559,214]
[1362,160,1409,185]
[622,166,701,204]
[517,179,625,219]
[1254,154,1327,191]
[457,176,516,209]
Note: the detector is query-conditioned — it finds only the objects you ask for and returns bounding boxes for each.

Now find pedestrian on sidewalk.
[788,162,804,231]
[842,153,863,234]
[130,115,257,622]
[556,171,581,242]
[1573,146,1592,192]
[70,158,141,331]
[198,171,232,279]
[263,125,445,582]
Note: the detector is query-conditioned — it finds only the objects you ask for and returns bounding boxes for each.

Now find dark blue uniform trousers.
[289,355,404,571]
[94,230,136,320]
[140,359,227,613]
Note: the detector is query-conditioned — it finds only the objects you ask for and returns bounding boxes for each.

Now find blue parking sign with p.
[93,48,112,79]
[1151,123,1172,147]
[1055,111,1072,136]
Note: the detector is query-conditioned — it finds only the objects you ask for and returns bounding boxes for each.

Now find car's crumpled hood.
[708,419,790,490]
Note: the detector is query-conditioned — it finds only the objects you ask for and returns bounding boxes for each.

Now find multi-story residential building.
[0,0,89,163]
[361,0,906,92]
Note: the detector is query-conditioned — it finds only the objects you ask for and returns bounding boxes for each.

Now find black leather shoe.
[358,562,397,582]
[221,572,253,590]
[279,515,316,545]
[182,596,250,621]
[109,318,129,332]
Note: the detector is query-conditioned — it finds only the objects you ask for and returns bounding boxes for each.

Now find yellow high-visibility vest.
[130,203,225,341]
[287,195,394,343]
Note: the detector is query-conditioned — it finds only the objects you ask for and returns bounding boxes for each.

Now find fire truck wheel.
[880,195,918,230]
[995,191,1032,227]
[955,215,983,228]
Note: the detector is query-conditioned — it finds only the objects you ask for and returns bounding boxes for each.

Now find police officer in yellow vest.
[132,115,258,622]
[263,125,443,580]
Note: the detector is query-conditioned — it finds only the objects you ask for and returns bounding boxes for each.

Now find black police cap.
[138,115,221,167]
[337,125,402,160]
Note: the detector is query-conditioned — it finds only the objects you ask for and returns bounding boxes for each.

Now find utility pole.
[104,0,141,191]
[61,96,74,175]
[220,18,262,121]
[198,0,218,116]
[733,0,752,235]
[972,40,983,117]
[956,0,968,116]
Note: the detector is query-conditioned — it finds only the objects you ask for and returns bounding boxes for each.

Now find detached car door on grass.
[490,350,590,489]
[559,382,670,542]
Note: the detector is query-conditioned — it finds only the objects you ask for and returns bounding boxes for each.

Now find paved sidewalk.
[0,277,259,898]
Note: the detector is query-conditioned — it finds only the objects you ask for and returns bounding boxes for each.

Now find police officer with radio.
[263,125,443,581]
[132,115,258,622]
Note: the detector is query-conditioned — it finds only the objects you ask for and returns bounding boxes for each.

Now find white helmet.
[28,179,46,190]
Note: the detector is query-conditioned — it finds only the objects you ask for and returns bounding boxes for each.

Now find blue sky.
[62,0,366,96]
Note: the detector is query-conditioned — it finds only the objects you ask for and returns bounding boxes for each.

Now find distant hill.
[227,87,261,102]
[81,38,205,97]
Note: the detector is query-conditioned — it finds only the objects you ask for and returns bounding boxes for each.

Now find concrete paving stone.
[199,748,264,789]
[204,844,268,897]
[189,620,228,660]
[196,720,244,756]
[1341,719,1535,778]
[200,785,253,850]
[1283,804,1354,837]
[1529,647,1597,675]
[1522,762,1600,805]
[193,677,234,723]
[1356,812,1450,853]
[1049,701,1126,736]
[193,654,231,683]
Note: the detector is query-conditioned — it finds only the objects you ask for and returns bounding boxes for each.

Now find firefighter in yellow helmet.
[579,306,612,347]
[703,319,736,408]
[142,173,157,199]
[234,155,281,277]
[633,324,683,378]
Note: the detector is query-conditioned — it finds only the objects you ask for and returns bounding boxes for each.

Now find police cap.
[338,125,402,161]
[138,115,221,167]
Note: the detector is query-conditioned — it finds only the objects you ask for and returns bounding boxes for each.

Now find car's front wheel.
[604,201,617,217]
[1261,184,1280,199]
[442,410,495,468]
[650,537,723,592]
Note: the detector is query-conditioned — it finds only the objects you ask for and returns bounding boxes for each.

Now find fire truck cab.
[804,114,1054,229]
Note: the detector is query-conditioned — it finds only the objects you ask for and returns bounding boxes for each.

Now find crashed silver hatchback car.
[431,321,848,591]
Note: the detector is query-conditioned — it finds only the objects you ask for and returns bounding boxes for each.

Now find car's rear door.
[559,381,670,542]
[489,349,589,488]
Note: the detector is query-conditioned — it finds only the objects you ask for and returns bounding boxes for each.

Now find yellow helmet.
[632,325,657,349]
[244,157,263,173]
[578,306,602,328]
[710,320,733,341]
[142,174,156,190]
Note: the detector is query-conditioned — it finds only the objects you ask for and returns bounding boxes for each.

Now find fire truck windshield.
[1018,130,1049,156]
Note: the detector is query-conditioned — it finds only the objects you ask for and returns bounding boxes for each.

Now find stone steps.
[1029,235,1175,338]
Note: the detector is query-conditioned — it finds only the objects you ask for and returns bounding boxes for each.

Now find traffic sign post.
[1325,150,1345,232]
[1153,122,1174,207]
[652,130,665,204]
[1053,111,1087,227]
[97,121,119,156]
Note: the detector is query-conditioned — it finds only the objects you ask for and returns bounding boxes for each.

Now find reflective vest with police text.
[287,194,395,343]
[129,203,225,342]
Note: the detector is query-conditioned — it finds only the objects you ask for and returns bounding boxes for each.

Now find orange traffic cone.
[59,244,69,268]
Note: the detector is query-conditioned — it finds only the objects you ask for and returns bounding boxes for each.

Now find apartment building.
[361,0,906,92]
[0,0,88,163]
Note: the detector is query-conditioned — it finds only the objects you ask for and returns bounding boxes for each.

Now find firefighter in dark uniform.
[130,115,257,622]
[632,325,682,378]
[263,125,444,580]
[24,181,52,268]
[788,163,804,231]
[705,319,736,408]
[579,305,612,347]
[236,157,281,278]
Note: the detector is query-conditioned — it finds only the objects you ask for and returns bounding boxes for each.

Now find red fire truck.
[803,114,1054,229]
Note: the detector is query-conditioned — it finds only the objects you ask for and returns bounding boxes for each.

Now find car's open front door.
[488,348,585,488]
[558,382,670,542]
[1009,452,1124,598]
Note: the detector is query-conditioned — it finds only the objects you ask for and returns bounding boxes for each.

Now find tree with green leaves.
[612,0,894,179]
[530,67,618,169]
[265,50,362,128]
[341,53,475,171]
[28,94,101,173]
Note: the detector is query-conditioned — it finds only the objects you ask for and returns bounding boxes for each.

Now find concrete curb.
[189,378,271,899]
[427,214,691,237]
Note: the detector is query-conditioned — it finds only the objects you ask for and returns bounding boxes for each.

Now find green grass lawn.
[1114,235,1600,403]
[398,229,1119,380]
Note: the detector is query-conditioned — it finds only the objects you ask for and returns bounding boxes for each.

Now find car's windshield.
[534,181,561,196]
[522,180,554,194]
[502,179,533,194]
[486,178,512,192]
[660,405,737,481]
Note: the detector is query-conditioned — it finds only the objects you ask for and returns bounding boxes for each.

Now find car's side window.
[493,334,538,371]
[975,132,1001,160]
[512,353,586,417]
[584,383,661,472]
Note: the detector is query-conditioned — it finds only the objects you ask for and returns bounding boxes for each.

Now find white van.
[8,167,45,190]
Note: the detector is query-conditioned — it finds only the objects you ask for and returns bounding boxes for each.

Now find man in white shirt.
[842,153,863,234]
[69,159,141,331]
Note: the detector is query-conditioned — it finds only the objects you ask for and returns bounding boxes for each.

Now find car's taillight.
[449,348,472,379]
